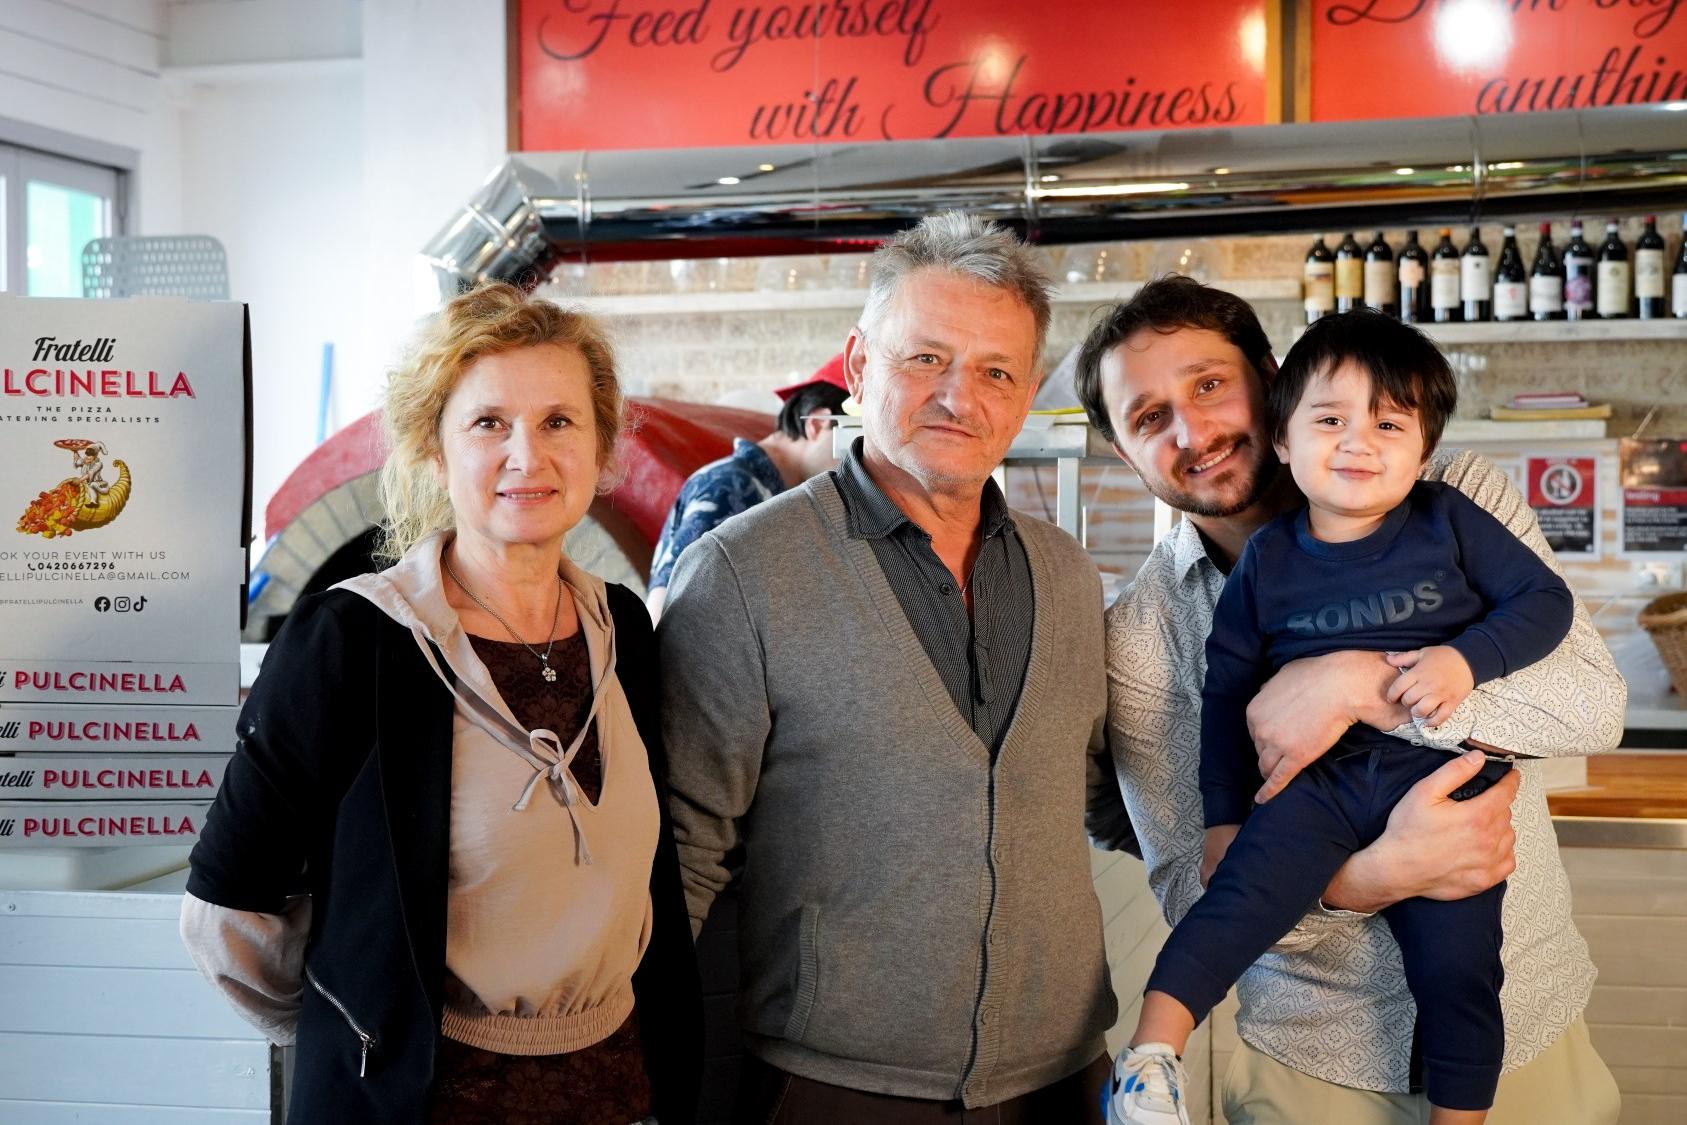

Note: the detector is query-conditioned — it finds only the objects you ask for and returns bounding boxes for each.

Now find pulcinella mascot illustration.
[16,438,132,538]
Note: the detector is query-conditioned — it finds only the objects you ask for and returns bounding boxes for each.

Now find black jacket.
[187,585,702,1124]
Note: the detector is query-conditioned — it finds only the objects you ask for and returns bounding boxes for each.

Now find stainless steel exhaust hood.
[423,105,1687,293]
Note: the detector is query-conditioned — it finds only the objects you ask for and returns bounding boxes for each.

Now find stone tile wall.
[542,210,1687,629]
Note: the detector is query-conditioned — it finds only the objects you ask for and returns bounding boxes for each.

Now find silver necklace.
[445,555,563,683]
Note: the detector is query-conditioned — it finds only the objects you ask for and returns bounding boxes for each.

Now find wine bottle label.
[1530,275,1564,312]
[1304,262,1334,312]
[1364,261,1394,305]
[1636,249,1665,298]
[1494,281,1528,319]
[1565,255,1593,310]
[1399,260,1425,288]
[1335,258,1362,298]
[1673,273,1687,317]
[1461,256,1491,299]
[1430,260,1460,307]
[1597,260,1631,316]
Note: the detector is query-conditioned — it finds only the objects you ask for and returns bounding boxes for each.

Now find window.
[0,144,122,297]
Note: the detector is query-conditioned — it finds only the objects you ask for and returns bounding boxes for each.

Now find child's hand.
[1385,645,1474,728]
[1201,824,1241,888]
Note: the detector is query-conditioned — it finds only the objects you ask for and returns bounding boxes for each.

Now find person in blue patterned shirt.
[646,356,850,616]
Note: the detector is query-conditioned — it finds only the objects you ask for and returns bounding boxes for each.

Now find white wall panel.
[0,892,275,1121]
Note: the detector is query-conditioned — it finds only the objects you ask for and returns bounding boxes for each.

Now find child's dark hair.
[1268,309,1458,458]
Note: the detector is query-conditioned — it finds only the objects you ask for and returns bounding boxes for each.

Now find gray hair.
[859,212,1054,358]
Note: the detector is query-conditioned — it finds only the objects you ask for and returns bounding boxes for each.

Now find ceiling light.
[1432,0,1512,73]
[1032,182,1190,199]
[717,176,741,185]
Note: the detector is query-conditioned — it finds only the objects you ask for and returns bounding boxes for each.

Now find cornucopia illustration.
[16,439,132,538]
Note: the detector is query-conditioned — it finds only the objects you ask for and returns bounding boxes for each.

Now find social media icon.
[94,597,111,612]
[132,595,148,612]
[114,597,131,612]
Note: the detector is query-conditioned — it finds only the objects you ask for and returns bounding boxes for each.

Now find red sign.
[515,0,1270,150]
[1527,454,1598,556]
[1307,1,1687,122]
[1528,455,1596,510]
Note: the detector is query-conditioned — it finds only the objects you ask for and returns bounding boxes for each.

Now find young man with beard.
[1077,276,1623,1125]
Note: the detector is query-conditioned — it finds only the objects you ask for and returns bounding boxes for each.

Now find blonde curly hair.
[378,282,624,563]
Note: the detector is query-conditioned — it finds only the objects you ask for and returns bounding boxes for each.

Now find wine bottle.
[1304,235,1335,324]
[1461,226,1491,322]
[1529,221,1564,321]
[1430,228,1461,323]
[1672,212,1687,320]
[1493,225,1527,322]
[1637,214,1666,319]
[1596,219,1630,319]
[1397,230,1429,324]
[1565,220,1595,321]
[1335,232,1363,314]
[1364,231,1397,317]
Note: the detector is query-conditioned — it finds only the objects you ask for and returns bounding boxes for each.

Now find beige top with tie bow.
[339,532,659,1055]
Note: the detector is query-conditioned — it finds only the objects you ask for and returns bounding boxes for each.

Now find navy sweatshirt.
[1201,480,1575,827]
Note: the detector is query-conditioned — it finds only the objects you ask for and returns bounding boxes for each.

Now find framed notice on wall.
[1620,437,1687,555]
[1304,1,1687,122]
[1527,453,1600,560]
[0,297,250,705]
[513,0,1274,150]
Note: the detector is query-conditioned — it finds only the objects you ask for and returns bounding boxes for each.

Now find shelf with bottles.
[1304,213,1687,330]
[1290,316,1687,346]
[568,277,1302,316]
[1409,317,1687,345]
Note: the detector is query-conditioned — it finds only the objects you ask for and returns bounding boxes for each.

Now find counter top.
[1548,753,1687,819]
[1548,753,1687,848]
[1609,630,1687,732]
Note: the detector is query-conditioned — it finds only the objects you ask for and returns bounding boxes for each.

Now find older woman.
[181,283,701,1125]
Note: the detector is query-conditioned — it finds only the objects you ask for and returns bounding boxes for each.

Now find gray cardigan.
[658,473,1117,1107]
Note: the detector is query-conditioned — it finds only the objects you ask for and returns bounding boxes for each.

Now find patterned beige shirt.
[1089,449,1626,1091]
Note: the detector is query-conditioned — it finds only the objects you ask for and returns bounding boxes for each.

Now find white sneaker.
[1103,1042,1191,1125]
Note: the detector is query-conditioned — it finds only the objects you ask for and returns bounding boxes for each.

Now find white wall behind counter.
[173,61,365,533]
[0,0,182,234]
[167,0,507,539]
[5,0,509,541]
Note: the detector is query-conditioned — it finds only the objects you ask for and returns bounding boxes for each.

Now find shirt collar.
[730,437,785,494]
[1166,514,1216,584]
[832,436,1013,542]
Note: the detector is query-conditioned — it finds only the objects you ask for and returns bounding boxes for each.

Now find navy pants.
[1147,746,1509,1112]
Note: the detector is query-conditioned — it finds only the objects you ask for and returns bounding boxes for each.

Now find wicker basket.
[1638,591,1687,695]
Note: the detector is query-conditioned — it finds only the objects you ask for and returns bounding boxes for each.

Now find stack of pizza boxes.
[0,296,249,887]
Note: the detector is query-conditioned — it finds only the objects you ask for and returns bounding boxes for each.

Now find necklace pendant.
[542,664,557,683]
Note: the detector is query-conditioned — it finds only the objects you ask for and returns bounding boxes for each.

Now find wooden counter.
[1547,753,1687,820]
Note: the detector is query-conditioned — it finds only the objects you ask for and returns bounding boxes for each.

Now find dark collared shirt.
[831,438,1033,754]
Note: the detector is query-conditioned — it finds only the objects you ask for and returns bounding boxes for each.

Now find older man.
[1077,276,1624,1125]
[659,212,1116,1123]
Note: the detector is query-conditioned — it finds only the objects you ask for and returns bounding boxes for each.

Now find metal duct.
[423,105,1687,293]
